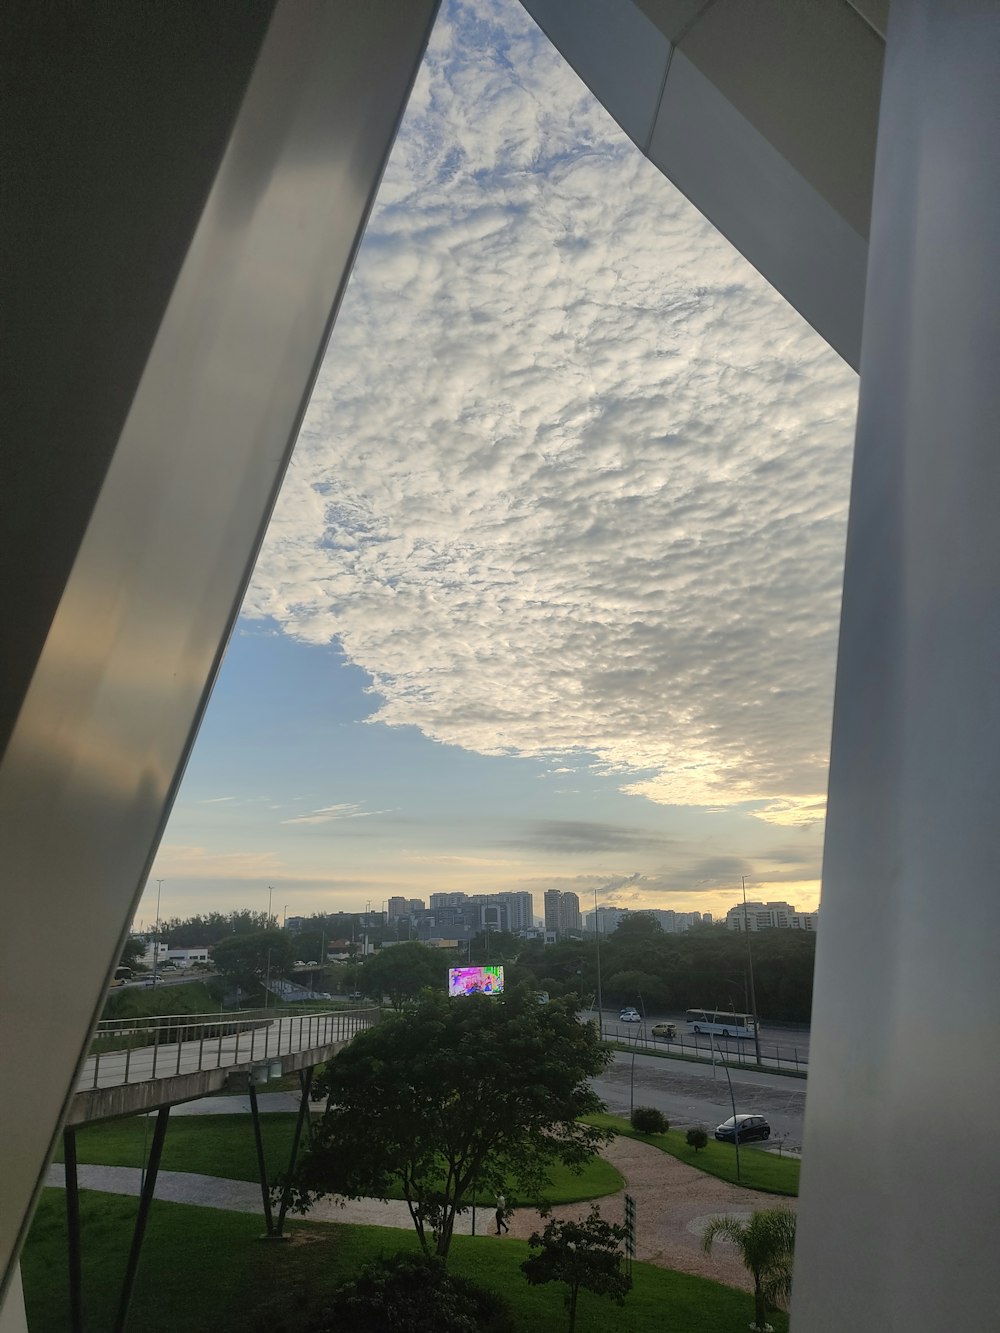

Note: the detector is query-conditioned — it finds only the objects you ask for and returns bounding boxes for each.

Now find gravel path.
[503,1135,796,1291]
[47,1137,794,1291]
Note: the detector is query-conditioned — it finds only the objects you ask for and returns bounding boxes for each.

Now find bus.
[685,1008,755,1038]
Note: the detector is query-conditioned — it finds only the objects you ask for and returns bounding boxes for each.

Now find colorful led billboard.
[448,965,504,997]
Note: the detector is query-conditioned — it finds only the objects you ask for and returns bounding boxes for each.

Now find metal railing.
[613,1024,807,1072]
[79,1007,379,1092]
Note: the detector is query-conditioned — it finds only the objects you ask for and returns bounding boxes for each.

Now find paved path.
[164,1093,306,1115]
[45,1163,495,1235]
[46,1136,794,1290]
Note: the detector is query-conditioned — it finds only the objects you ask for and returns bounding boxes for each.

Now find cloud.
[152,845,286,879]
[280,803,384,826]
[243,0,857,822]
[502,819,676,855]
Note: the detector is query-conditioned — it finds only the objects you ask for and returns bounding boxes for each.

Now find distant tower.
[544,889,561,934]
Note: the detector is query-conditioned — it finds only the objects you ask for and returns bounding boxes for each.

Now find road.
[596,1008,810,1073]
[592,1048,807,1152]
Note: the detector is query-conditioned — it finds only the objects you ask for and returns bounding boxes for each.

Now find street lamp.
[714,1036,742,1184]
[152,879,163,983]
[593,889,604,1039]
[741,877,763,1065]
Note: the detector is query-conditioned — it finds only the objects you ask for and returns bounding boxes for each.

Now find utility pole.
[152,879,163,983]
[593,888,604,1039]
[742,877,762,1065]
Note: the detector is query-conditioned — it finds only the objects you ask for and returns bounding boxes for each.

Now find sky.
[139,0,858,930]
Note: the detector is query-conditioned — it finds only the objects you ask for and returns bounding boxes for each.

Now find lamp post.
[714,1037,741,1183]
[152,879,163,983]
[593,889,604,1039]
[741,877,763,1065]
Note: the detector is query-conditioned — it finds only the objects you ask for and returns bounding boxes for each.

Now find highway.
[592,1046,807,1152]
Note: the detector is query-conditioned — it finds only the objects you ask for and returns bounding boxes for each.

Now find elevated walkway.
[59,1007,379,1330]
[72,1007,378,1124]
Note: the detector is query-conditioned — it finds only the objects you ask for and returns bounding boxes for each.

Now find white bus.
[685,1008,755,1038]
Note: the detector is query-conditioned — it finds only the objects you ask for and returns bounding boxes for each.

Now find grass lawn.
[55,1114,623,1204]
[23,1189,788,1333]
[588,1113,799,1196]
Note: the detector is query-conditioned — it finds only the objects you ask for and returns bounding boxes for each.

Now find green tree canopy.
[286,988,613,1258]
[522,1207,632,1333]
[605,969,667,1009]
[360,941,447,1009]
[210,929,295,994]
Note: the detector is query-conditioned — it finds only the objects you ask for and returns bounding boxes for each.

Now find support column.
[793,4,1000,1329]
[275,1067,314,1236]
[63,1130,83,1333]
[113,1108,170,1333]
[248,1085,275,1237]
[0,2,440,1313]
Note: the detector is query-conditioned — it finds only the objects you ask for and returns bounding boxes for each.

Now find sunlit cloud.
[242,0,856,835]
[281,803,385,826]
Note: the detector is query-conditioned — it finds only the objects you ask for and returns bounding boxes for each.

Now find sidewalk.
[45,1135,793,1290]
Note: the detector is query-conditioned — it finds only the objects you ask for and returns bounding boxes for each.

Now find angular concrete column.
[0,1,438,1312]
[794,4,1000,1328]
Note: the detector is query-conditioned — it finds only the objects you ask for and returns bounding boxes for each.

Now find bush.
[311,1251,514,1332]
[630,1106,668,1134]
[686,1127,709,1153]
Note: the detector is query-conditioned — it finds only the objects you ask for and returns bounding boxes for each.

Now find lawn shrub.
[630,1106,668,1134]
[312,1251,514,1332]
[686,1128,709,1153]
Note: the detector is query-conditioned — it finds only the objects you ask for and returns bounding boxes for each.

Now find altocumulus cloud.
[243,0,858,824]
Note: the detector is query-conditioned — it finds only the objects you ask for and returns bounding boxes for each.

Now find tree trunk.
[435,1206,457,1260]
[753,1279,767,1330]
[568,1282,579,1333]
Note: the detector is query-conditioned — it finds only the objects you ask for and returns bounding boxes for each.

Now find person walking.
[495,1193,510,1235]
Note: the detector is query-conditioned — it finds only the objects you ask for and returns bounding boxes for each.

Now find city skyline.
[139,0,855,929]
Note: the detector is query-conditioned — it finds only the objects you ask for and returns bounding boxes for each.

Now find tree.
[702,1206,797,1331]
[521,1208,632,1333]
[119,937,145,970]
[686,1127,709,1152]
[360,941,446,1009]
[210,929,295,994]
[285,988,613,1259]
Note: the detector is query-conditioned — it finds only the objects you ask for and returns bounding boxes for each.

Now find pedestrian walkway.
[45,1163,495,1234]
[45,1135,794,1290]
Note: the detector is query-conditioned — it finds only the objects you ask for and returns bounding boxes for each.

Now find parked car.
[618,1007,642,1023]
[715,1113,771,1143]
[348,991,363,1002]
[651,1021,677,1039]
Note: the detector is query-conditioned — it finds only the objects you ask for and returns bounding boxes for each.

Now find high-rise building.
[560,891,581,933]
[543,890,582,936]
[585,905,630,934]
[543,889,562,934]
[429,892,467,909]
[726,901,818,931]
[387,896,408,920]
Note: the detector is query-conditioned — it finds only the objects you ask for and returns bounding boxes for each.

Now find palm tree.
[702,1206,797,1332]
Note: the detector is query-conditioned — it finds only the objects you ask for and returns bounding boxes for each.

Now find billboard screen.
[448,965,504,997]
